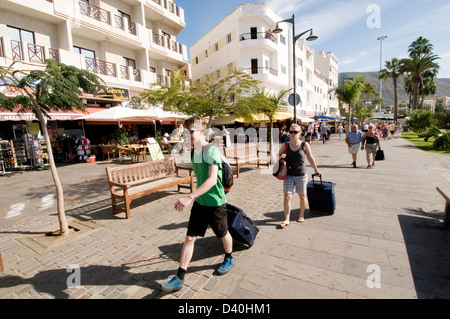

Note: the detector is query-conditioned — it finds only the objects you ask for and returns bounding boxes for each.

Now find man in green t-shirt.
[160,117,234,293]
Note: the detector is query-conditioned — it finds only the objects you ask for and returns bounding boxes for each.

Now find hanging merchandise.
[75,136,91,162]
[0,140,18,173]
[22,134,48,169]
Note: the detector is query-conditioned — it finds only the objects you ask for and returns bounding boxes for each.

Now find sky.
[176,0,450,78]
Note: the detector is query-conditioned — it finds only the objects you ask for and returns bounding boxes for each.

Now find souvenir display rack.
[0,140,18,174]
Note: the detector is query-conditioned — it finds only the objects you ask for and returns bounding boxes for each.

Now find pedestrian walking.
[307,122,314,143]
[389,122,396,140]
[396,122,403,138]
[222,125,231,147]
[277,124,321,228]
[345,124,364,168]
[338,123,344,140]
[320,123,328,144]
[361,124,381,169]
[160,117,234,293]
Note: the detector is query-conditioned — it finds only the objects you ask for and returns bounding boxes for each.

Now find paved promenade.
[0,135,449,300]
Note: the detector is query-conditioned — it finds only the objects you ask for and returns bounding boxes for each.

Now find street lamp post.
[273,14,317,124]
[377,35,387,112]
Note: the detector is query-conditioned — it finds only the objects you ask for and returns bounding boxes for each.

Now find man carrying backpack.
[160,117,234,293]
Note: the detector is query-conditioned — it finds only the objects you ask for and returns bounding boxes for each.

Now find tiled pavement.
[0,135,449,300]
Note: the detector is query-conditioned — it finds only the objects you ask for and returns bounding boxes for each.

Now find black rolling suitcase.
[226,204,259,247]
[307,174,336,215]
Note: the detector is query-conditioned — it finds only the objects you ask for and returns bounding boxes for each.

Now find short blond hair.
[289,123,301,132]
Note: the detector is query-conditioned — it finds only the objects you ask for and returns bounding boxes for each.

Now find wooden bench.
[106,157,193,219]
[436,186,450,225]
[224,143,270,178]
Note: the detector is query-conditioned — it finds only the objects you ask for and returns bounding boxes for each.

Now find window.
[195,57,198,64]
[281,65,287,74]
[280,35,286,45]
[215,69,220,80]
[227,63,233,73]
[73,46,95,59]
[214,42,219,52]
[150,67,156,73]
[205,50,208,58]
[7,26,35,44]
[123,57,136,69]
[227,33,232,43]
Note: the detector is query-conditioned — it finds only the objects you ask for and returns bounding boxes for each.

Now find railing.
[241,67,278,77]
[48,48,59,63]
[27,43,45,64]
[114,15,137,35]
[156,74,169,86]
[79,0,111,25]
[152,32,183,54]
[151,0,180,17]
[0,37,4,58]
[85,57,116,77]
[120,65,142,82]
[11,40,23,60]
[239,32,277,44]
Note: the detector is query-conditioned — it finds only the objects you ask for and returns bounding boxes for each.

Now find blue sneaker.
[160,275,184,293]
[217,257,234,275]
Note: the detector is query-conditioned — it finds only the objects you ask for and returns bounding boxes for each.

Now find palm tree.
[400,53,440,110]
[379,58,402,122]
[401,37,440,111]
[331,76,364,128]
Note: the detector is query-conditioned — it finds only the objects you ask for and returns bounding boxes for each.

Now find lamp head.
[272,23,283,34]
[306,29,318,41]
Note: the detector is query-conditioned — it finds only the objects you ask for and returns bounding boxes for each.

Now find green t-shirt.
[191,145,226,207]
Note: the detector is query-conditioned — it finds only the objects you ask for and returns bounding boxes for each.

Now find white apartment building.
[315,50,339,116]
[190,3,339,119]
[0,0,188,109]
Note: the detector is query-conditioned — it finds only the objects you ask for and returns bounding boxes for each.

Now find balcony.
[150,32,187,63]
[79,0,111,26]
[145,0,185,33]
[3,39,59,64]
[120,65,142,82]
[114,15,136,36]
[240,67,281,86]
[239,32,278,53]
[85,57,116,77]
[241,67,278,77]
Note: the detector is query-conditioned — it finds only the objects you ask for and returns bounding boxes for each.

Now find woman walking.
[278,124,321,228]
[361,124,381,169]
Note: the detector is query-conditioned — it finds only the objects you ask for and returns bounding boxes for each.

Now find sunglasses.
[289,131,300,134]
[188,129,199,135]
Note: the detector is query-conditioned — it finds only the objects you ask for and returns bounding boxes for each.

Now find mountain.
[338,72,450,107]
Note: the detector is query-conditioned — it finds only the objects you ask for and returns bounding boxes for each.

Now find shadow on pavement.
[398,212,450,299]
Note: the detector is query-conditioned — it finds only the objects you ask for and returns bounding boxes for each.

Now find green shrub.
[433,131,450,151]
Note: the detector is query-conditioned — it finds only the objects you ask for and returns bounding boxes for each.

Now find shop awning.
[211,115,237,126]
[0,106,110,121]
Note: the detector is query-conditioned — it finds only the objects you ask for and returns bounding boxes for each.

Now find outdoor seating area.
[105,157,194,219]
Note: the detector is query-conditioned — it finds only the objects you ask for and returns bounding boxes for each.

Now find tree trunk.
[393,77,398,123]
[412,82,419,111]
[28,93,69,236]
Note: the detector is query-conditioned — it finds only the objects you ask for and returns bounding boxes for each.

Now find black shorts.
[187,201,228,238]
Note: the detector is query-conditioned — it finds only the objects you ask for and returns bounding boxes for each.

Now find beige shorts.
[348,144,360,154]
[365,143,378,154]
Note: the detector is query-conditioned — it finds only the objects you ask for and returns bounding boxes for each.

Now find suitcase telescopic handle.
[311,173,323,185]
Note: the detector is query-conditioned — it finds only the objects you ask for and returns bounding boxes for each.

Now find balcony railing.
[239,32,277,44]
[85,57,116,77]
[114,15,137,35]
[152,32,183,54]
[9,40,59,64]
[156,74,169,86]
[241,67,278,77]
[120,65,142,82]
[0,37,4,57]
[151,0,181,16]
[79,0,111,25]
